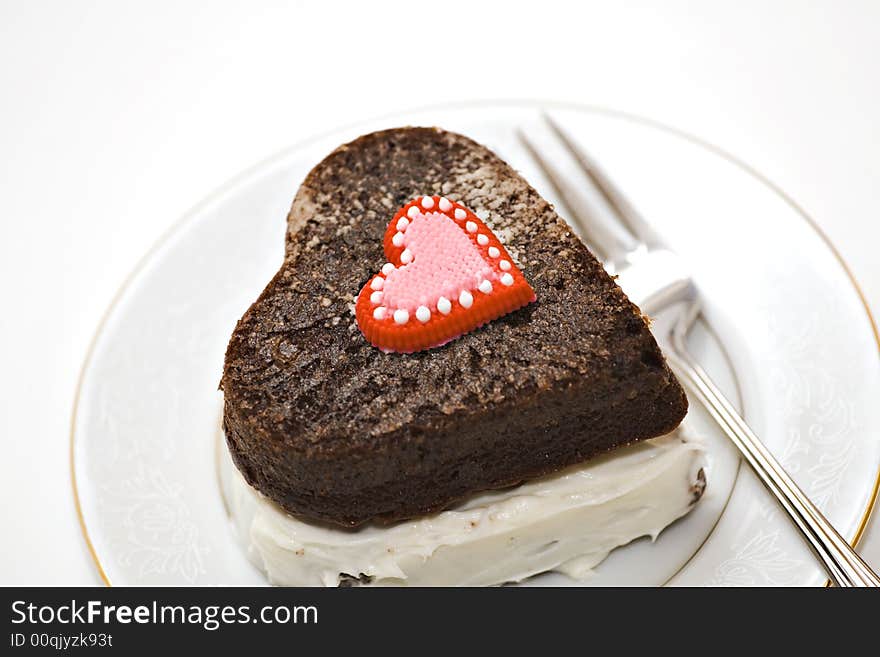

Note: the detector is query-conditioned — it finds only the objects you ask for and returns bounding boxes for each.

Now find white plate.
[71,103,880,586]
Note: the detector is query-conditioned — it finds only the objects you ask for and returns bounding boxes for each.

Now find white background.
[1,0,879,584]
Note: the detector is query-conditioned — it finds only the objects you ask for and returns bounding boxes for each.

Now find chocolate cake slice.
[221,127,688,527]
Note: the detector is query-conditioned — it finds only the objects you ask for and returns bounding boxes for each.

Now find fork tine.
[517,127,633,263]
[542,112,661,248]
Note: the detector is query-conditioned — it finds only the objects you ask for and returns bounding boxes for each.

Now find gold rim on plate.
[69,100,880,587]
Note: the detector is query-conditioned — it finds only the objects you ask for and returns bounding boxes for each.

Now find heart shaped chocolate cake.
[221,127,688,528]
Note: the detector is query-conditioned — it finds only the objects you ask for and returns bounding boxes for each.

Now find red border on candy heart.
[355,196,536,353]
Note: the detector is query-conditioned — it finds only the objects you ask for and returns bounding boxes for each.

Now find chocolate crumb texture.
[221,127,688,527]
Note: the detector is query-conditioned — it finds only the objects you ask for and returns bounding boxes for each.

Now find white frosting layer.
[220,425,706,586]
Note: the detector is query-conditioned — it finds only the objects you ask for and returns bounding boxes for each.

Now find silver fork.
[519,114,880,587]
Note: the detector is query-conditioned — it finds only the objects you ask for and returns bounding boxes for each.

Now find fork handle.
[666,318,880,587]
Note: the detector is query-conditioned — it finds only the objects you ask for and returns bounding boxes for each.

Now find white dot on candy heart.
[477,234,489,246]
[370,277,384,290]
[478,279,493,294]
[499,260,511,271]
[370,291,383,304]
[416,306,431,323]
[437,297,452,314]
[392,232,404,247]
[466,221,477,233]
[454,208,466,220]
[373,306,387,320]
[459,290,474,308]
[401,249,413,264]
[396,218,409,231]
[501,273,514,286]
[488,246,500,258]
[439,197,452,212]
[393,309,409,325]
[407,205,420,218]
[421,196,434,209]
[382,262,395,275]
